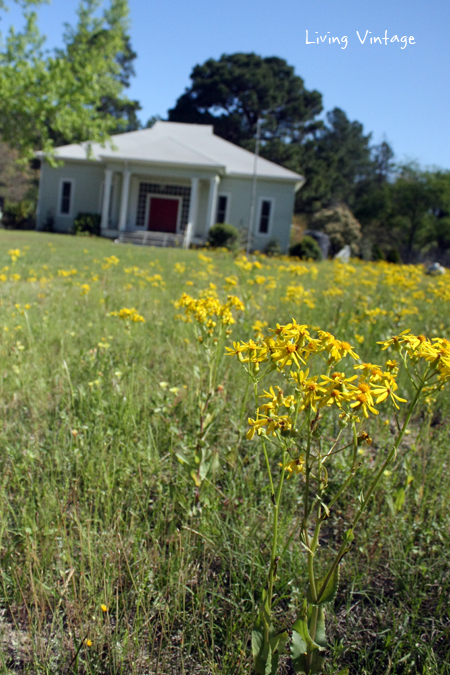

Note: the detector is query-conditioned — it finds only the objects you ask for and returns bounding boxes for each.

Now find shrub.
[2,199,35,229]
[289,235,322,261]
[207,223,239,250]
[72,212,101,237]
[264,238,282,256]
[386,247,402,264]
[311,204,362,256]
[43,213,54,233]
[372,243,385,261]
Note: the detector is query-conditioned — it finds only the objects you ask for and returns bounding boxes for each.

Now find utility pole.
[246,118,262,256]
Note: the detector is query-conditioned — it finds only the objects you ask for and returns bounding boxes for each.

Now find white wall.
[36,159,297,251]
[37,161,103,232]
[218,177,296,253]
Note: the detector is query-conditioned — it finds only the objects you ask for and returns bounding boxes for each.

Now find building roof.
[48,121,303,183]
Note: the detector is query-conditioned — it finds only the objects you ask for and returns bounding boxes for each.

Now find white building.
[36,121,304,252]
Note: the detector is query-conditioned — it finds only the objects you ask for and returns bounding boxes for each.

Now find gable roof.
[48,121,303,183]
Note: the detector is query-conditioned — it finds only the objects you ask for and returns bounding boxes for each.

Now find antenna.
[246,118,262,256]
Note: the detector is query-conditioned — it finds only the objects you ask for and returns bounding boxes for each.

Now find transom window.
[216,195,228,224]
[258,199,272,234]
[60,180,73,215]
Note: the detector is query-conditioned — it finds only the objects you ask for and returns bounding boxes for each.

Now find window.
[59,180,73,215]
[258,199,272,234]
[216,195,228,223]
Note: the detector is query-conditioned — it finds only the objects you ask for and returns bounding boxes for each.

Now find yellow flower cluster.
[7,249,23,262]
[58,269,77,277]
[227,321,431,440]
[102,255,120,270]
[109,307,145,323]
[379,330,450,386]
[174,293,244,333]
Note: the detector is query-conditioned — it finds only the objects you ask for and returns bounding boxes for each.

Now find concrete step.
[117,231,185,248]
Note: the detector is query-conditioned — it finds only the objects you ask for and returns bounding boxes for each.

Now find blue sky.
[2,0,449,169]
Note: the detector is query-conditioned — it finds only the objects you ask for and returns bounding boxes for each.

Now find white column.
[118,167,131,232]
[184,176,199,249]
[100,168,113,231]
[206,175,220,233]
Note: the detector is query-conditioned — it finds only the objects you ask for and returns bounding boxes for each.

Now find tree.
[291,108,376,213]
[168,53,323,149]
[415,170,450,253]
[0,0,139,158]
[387,165,437,260]
[62,14,142,137]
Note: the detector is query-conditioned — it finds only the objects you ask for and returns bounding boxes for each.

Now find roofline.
[226,171,305,183]
[98,154,226,172]
[37,152,303,182]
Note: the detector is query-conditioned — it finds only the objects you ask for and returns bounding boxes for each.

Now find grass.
[0,230,449,674]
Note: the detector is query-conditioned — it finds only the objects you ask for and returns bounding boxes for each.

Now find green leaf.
[175,452,188,465]
[307,565,340,605]
[394,487,406,511]
[291,648,325,675]
[190,470,201,487]
[292,606,327,674]
[310,650,326,674]
[267,649,278,675]
[252,629,280,675]
[269,630,288,655]
[292,651,308,674]
[252,628,264,659]
[291,601,321,667]
[308,605,327,649]
[335,669,350,675]
[251,628,268,675]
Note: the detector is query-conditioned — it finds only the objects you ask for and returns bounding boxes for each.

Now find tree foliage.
[168,53,323,148]
[0,0,139,157]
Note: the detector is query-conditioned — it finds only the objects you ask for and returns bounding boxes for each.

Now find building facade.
[36,121,304,252]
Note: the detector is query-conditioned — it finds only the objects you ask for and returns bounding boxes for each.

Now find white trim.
[118,167,131,231]
[206,175,220,232]
[36,160,46,225]
[144,194,183,233]
[257,196,275,236]
[100,168,114,230]
[99,181,105,213]
[58,178,75,217]
[185,177,199,249]
[216,192,231,224]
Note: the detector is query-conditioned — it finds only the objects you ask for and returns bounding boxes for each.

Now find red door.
[148,197,179,233]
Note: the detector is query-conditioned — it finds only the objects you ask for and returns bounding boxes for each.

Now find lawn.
[0,230,449,674]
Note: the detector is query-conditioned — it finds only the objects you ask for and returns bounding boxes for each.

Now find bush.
[2,199,36,229]
[311,204,362,256]
[207,223,239,250]
[264,238,282,256]
[72,212,101,237]
[289,236,322,261]
[372,243,385,261]
[386,247,402,264]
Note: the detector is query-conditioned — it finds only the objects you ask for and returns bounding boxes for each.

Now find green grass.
[0,230,449,674]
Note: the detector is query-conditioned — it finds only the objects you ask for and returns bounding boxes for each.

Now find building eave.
[97,154,225,173]
[226,171,305,184]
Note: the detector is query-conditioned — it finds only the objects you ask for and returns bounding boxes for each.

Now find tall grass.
[0,231,448,674]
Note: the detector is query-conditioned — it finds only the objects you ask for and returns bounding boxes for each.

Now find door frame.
[144,194,183,233]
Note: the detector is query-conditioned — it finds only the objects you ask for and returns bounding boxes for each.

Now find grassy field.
[0,230,449,675]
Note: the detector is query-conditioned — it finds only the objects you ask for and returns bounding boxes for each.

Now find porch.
[99,164,221,248]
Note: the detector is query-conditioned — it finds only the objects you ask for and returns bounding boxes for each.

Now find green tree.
[62,14,142,137]
[168,52,323,149]
[388,165,437,259]
[295,108,374,212]
[0,0,138,158]
[418,170,450,252]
